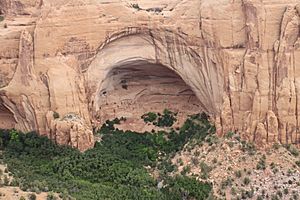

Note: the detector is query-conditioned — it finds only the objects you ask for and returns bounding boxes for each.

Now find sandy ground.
[0,187,50,200]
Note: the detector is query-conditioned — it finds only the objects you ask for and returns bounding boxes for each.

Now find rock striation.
[0,0,299,150]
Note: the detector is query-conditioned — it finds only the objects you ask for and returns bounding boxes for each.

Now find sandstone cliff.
[0,0,299,151]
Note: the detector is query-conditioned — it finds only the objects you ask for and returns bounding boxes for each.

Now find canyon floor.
[0,125,300,200]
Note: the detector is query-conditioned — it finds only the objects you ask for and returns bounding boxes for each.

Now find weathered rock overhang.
[0,0,300,150]
[84,29,224,133]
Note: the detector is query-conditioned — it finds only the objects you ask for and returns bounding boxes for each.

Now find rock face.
[46,112,94,151]
[0,0,299,150]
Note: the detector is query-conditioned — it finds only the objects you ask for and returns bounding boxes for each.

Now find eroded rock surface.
[46,112,94,151]
[0,0,300,150]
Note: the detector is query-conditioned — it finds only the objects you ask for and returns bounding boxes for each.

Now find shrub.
[271,194,279,200]
[206,135,218,146]
[270,162,276,169]
[131,3,141,10]
[31,187,40,194]
[191,157,199,166]
[146,7,163,13]
[164,176,212,200]
[141,112,157,123]
[181,165,191,175]
[227,141,234,148]
[243,177,250,185]
[58,189,69,199]
[234,135,241,141]
[234,170,242,178]
[3,175,9,186]
[177,158,184,166]
[231,187,237,195]
[276,190,283,198]
[293,192,299,200]
[273,167,279,174]
[53,112,60,119]
[28,193,37,200]
[212,158,218,164]
[241,141,256,155]
[256,155,266,170]
[0,16,4,22]
[221,177,233,189]
[283,188,289,195]
[241,188,254,198]
[47,192,57,200]
[19,197,26,200]
[156,109,177,127]
[246,188,254,198]
[199,162,212,179]
[287,168,293,176]
[273,142,280,150]
[284,144,299,157]
[225,131,235,139]
[194,150,200,157]
[10,178,18,186]
[98,117,125,134]
[257,195,263,200]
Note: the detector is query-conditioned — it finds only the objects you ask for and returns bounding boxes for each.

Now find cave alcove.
[94,61,203,131]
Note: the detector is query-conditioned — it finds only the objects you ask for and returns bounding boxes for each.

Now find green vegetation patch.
[52,111,60,119]
[141,112,157,123]
[256,155,266,170]
[241,141,256,155]
[142,109,177,127]
[284,144,299,157]
[0,112,214,200]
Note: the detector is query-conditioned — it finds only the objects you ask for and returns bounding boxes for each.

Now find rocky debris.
[171,134,300,199]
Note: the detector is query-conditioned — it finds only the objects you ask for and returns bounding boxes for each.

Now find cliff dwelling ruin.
[94,62,202,131]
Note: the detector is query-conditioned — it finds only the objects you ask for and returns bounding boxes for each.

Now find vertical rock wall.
[0,0,299,150]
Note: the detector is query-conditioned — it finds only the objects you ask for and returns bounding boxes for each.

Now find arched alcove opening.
[93,61,203,131]
[86,29,224,131]
[0,102,16,130]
